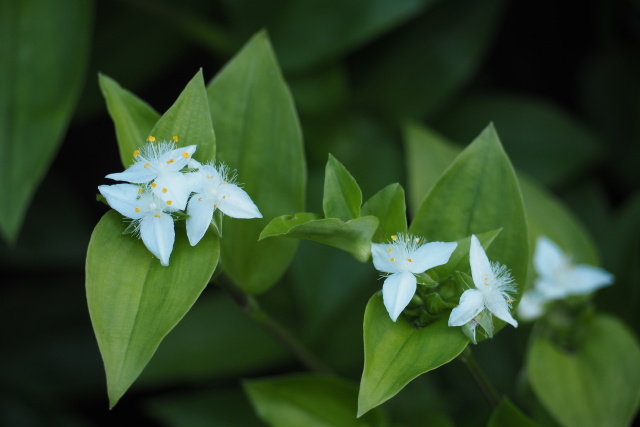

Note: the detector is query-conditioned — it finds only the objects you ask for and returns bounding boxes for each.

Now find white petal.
[409,241,458,274]
[161,145,197,171]
[382,272,417,322]
[140,213,175,266]
[470,235,493,289]
[485,294,518,328]
[216,183,262,218]
[565,265,613,295]
[106,162,157,183]
[186,194,215,246]
[448,289,485,326]
[153,172,193,210]
[371,243,399,274]
[534,236,566,279]
[517,290,546,321]
[535,277,568,300]
[98,184,144,219]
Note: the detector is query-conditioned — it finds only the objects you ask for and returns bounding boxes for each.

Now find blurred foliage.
[1,0,639,425]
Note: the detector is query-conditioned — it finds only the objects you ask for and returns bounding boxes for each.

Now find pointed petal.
[566,265,614,295]
[139,213,175,266]
[216,184,262,218]
[470,235,493,289]
[186,194,215,246]
[409,241,458,273]
[535,277,567,300]
[517,290,546,321]
[98,184,144,219]
[161,145,197,170]
[448,289,484,326]
[485,294,518,328]
[534,236,566,279]
[371,243,399,274]
[153,172,192,210]
[382,272,417,322]
[106,162,158,183]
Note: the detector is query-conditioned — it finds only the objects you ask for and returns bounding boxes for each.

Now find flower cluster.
[98,138,262,266]
[517,236,613,321]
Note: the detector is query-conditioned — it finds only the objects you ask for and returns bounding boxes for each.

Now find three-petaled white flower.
[107,142,197,210]
[448,235,518,342]
[371,233,458,322]
[98,183,178,266]
[517,236,614,321]
[185,162,262,246]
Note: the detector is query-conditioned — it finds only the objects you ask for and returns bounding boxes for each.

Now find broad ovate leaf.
[527,315,640,427]
[207,31,305,294]
[0,0,91,243]
[86,211,219,407]
[358,294,468,416]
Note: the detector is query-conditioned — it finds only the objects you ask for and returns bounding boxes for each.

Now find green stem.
[458,346,501,408]
[216,276,332,374]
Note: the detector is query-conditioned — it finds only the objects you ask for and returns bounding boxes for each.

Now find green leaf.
[527,315,640,427]
[435,93,601,186]
[245,374,388,427]
[487,397,537,427]
[358,294,468,416]
[86,211,219,407]
[260,213,379,262]
[410,124,529,294]
[354,0,507,119]
[361,183,407,242]
[0,0,92,243]
[323,154,363,221]
[98,73,160,168]
[207,31,305,294]
[150,69,216,163]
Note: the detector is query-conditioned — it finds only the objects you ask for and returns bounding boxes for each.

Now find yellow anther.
[148,136,156,142]
[172,135,179,142]
[415,238,420,243]
[222,180,227,184]
[408,258,413,262]
[214,203,219,207]
[167,159,175,164]
[390,257,396,262]
[207,175,213,179]
[198,197,203,201]
[391,235,397,241]
[507,299,514,304]
[151,183,157,188]
[133,150,140,157]
[222,195,227,199]
[135,207,140,213]
[387,248,392,253]
[166,200,173,205]
[162,188,168,193]
[137,188,143,194]
[182,152,189,158]
[405,237,410,242]
[144,163,150,168]
[154,214,161,218]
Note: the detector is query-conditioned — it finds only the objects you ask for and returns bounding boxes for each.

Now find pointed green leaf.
[487,397,537,427]
[150,69,216,163]
[260,213,379,262]
[86,211,219,407]
[409,124,528,295]
[527,315,640,427]
[207,31,305,294]
[245,374,388,427]
[99,73,160,168]
[0,0,91,243]
[358,294,468,416]
[323,154,363,221]
[361,183,407,242]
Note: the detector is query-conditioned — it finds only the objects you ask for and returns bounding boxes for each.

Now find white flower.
[185,163,262,246]
[106,141,197,210]
[98,183,178,266]
[518,236,614,320]
[448,235,518,340]
[371,233,458,322]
